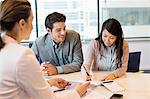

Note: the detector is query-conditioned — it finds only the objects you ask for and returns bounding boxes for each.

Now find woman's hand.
[48,78,70,89]
[86,75,92,81]
[101,73,116,81]
[75,82,90,97]
[81,65,92,81]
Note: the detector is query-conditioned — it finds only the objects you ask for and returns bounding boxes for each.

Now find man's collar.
[47,33,64,48]
[52,40,63,48]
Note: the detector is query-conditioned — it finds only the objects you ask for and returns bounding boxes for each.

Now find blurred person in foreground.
[0,0,90,99]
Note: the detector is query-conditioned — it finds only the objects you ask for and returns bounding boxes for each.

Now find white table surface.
[44,71,150,99]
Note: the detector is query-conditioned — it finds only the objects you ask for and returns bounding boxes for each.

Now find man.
[31,12,83,75]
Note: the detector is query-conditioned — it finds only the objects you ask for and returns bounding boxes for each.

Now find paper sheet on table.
[51,81,83,92]
[82,89,105,99]
[101,81,125,92]
[82,92,105,99]
[51,80,106,99]
[90,80,101,86]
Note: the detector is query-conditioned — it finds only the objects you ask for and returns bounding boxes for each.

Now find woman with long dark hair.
[82,18,129,81]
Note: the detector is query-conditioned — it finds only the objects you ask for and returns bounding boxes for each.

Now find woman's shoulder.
[9,43,34,56]
[89,39,100,48]
[123,39,129,47]
[3,43,36,67]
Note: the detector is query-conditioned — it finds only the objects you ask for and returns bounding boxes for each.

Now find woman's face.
[102,29,117,47]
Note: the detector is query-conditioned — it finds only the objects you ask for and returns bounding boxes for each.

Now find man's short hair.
[45,12,66,30]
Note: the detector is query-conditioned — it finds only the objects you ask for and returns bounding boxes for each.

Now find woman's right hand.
[48,77,69,89]
[81,66,92,81]
[75,82,90,97]
[86,75,92,81]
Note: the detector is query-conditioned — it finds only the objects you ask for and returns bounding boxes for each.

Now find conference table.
[44,71,150,99]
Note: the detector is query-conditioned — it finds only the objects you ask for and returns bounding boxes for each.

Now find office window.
[28,0,150,42]
[36,0,98,40]
[99,0,150,38]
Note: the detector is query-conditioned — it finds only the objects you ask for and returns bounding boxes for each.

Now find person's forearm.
[61,63,81,73]
[47,78,55,86]
[113,67,126,78]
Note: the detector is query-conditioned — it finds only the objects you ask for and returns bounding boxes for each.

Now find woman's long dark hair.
[96,18,124,66]
[0,0,31,50]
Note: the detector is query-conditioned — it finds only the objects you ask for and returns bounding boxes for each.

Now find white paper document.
[82,89,105,99]
[101,81,125,92]
[90,80,101,86]
[51,81,106,99]
[51,81,81,92]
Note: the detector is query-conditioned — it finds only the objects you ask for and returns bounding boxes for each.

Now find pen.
[53,82,71,92]
[83,65,90,76]
[53,89,65,92]
[45,61,50,64]
[102,80,113,83]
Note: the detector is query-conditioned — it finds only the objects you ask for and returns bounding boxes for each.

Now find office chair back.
[127,51,141,72]
[28,42,42,64]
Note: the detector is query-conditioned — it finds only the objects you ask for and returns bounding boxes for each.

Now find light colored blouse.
[0,36,80,99]
[83,39,129,77]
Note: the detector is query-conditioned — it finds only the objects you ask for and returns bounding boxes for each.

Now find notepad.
[101,81,125,92]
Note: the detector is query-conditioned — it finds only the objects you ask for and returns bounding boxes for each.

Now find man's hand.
[41,62,58,75]
[47,78,70,89]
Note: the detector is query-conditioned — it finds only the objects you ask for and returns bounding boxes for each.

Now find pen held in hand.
[53,88,65,92]
[83,65,90,76]
[53,82,71,92]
